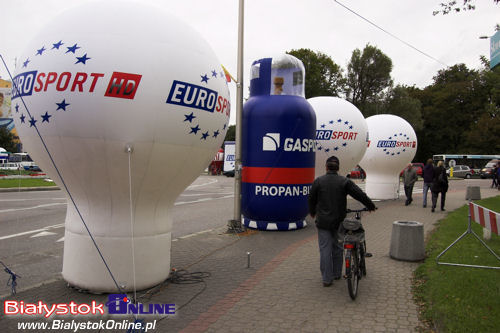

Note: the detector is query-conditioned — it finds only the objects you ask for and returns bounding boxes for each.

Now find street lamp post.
[228,0,244,232]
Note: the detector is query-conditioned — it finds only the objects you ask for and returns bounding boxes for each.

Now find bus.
[8,153,35,169]
[432,154,500,171]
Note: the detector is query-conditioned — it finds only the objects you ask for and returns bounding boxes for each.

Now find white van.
[0,162,21,170]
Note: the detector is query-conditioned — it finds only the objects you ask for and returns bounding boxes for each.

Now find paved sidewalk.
[1,181,498,332]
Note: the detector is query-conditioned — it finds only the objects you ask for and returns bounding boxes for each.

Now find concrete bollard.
[465,186,481,200]
[390,221,425,261]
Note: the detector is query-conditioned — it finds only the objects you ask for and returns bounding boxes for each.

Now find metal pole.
[229,0,244,231]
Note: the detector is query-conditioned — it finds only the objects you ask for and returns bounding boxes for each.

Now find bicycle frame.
[342,209,367,300]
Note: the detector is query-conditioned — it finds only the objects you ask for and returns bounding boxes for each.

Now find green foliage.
[287,48,345,98]
[0,127,17,153]
[433,0,499,16]
[414,196,500,332]
[224,124,235,142]
[284,44,500,161]
[345,44,393,115]
[384,85,423,131]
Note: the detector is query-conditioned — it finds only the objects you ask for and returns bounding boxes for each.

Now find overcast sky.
[1,0,499,124]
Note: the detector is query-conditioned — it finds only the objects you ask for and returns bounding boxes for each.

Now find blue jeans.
[317,228,343,283]
[423,182,432,207]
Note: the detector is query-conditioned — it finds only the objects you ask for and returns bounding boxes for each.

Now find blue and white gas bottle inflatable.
[241,54,316,231]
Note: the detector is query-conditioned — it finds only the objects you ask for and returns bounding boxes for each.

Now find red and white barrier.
[469,202,500,236]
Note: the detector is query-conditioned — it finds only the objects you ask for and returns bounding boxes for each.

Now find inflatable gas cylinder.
[241,54,316,231]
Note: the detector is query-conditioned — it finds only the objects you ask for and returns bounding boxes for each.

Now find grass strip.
[414,196,500,332]
[0,178,57,188]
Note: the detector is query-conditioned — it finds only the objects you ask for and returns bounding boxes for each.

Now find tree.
[464,113,500,153]
[287,48,345,98]
[345,44,393,115]
[0,127,17,153]
[433,0,499,15]
[384,85,424,132]
[224,124,235,142]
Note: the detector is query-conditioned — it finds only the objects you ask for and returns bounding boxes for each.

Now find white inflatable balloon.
[12,1,230,292]
[308,97,368,177]
[359,115,417,200]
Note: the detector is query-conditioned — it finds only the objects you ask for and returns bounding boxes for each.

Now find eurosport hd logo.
[11,39,142,130]
[262,133,316,152]
[373,132,416,156]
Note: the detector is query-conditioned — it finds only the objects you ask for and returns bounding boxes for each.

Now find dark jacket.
[431,166,448,193]
[308,171,376,231]
[423,163,434,183]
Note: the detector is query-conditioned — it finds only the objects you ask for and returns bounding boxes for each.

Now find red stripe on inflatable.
[242,167,315,184]
[478,207,486,227]
[489,211,498,236]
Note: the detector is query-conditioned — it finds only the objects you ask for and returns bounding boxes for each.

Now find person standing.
[308,156,376,287]
[422,159,434,208]
[491,163,498,188]
[431,161,448,212]
[403,163,418,206]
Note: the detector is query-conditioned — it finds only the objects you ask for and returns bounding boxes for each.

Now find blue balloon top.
[249,54,305,98]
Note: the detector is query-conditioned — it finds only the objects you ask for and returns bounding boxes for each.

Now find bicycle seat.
[342,218,362,231]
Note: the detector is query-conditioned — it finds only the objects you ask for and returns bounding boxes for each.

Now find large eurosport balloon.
[11,1,230,292]
[308,97,368,178]
[359,115,417,200]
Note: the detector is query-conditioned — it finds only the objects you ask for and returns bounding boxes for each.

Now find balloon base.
[242,217,307,231]
[62,229,172,293]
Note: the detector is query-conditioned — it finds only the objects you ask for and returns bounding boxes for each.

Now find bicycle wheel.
[345,248,359,300]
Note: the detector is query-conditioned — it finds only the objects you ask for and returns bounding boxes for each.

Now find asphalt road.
[0,175,235,296]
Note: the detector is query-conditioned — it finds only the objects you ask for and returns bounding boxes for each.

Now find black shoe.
[423,205,426,208]
[333,276,341,280]
[323,282,332,287]
[365,252,373,257]
[431,208,435,212]
[405,202,409,206]
[441,208,446,211]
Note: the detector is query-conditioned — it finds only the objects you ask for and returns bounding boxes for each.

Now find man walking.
[422,159,434,208]
[403,163,418,206]
[308,156,376,287]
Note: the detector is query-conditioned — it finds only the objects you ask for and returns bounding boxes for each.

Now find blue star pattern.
[14,40,90,129]
[379,133,411,156]
[56,99,70,111]
[178,68,229,142]
[316,117,356,153]
[41,112,52,123]
[75,54,91,64]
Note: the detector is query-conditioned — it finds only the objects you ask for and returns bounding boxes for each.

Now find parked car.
[399,163,424,177]
[480,159,499,179]
[446,165,474,179]
[24,165,42,172]
[348,166,365,179]
[0,162,21,170]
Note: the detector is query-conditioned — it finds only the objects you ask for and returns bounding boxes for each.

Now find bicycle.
[339,208,371,300]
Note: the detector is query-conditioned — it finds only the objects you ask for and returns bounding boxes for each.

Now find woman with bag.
[431,160,448,212]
